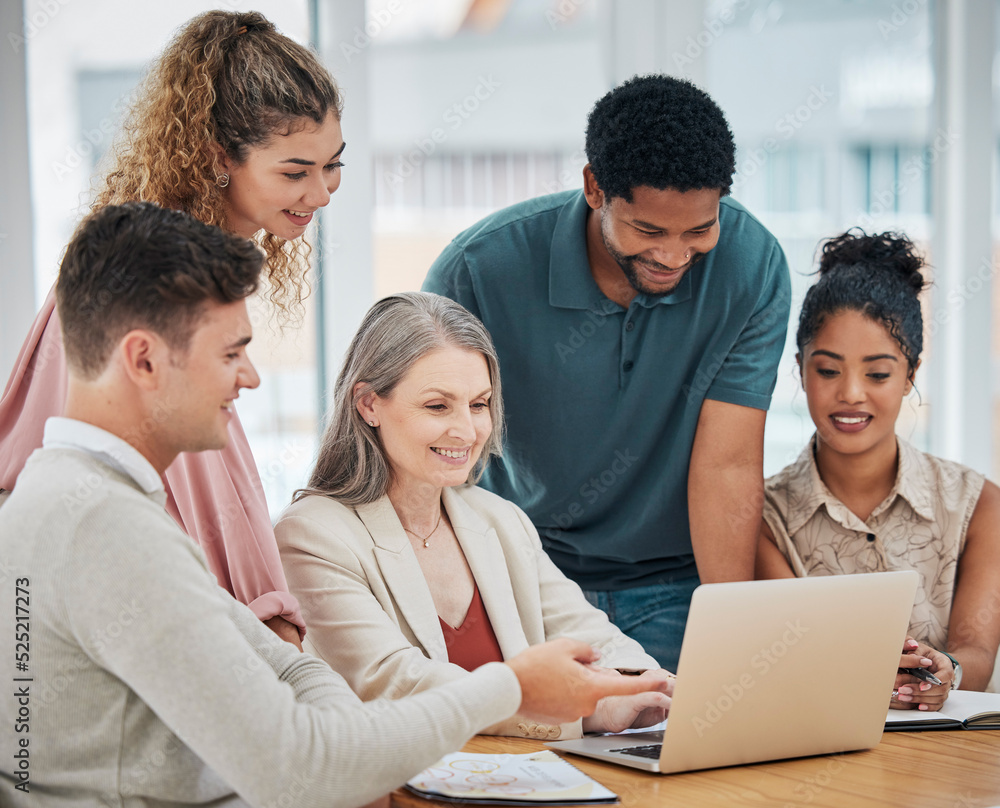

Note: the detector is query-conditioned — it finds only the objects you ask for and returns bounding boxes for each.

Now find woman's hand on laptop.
[892,637,952,711]
[505,640,671,725]
[581,668,674,733]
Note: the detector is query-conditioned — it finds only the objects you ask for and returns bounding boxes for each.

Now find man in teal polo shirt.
[423,75,790,670]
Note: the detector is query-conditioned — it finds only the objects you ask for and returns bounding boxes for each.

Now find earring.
[368,420,376,427]
[685,251,691,259]
[216,173,230,188]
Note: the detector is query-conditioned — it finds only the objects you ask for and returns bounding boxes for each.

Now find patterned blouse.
[763,436,985,651]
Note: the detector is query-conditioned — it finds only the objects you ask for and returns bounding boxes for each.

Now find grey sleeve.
[65,501,521,808]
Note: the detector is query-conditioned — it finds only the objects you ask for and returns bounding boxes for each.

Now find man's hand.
[505,639,668,725]
[264,615,303,652]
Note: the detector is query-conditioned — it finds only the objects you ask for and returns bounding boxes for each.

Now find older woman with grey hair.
[275,292,672,739]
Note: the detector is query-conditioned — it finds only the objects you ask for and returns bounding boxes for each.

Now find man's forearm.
[689,466,761,582]
[687,400,766,584]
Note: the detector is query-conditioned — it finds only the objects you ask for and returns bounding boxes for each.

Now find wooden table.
[392,730,1000,808]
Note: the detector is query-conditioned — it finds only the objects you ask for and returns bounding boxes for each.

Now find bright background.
[2,0,996,517]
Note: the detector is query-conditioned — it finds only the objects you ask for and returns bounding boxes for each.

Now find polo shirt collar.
[782,434,935,535]
[548,191,606,311]
[43,416,164,497]
[547,190,692,311]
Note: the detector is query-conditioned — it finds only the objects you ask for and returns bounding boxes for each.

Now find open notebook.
[405,751,617,804]
[885,690,1000,731]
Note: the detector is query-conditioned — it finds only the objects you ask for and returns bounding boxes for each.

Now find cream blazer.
[275,484,657,739]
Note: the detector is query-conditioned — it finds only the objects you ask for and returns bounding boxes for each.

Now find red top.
[439,586,504,672]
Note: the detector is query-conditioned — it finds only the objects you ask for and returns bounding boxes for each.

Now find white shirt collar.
[43,417,164,495]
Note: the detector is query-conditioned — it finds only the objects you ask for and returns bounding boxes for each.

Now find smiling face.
[221,110,345,240]
[161,299,260,457]
[586,171,722,299]
[800,309,915,462]
[362,346,493,501]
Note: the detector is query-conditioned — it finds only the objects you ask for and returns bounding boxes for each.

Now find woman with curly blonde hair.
[0,10,345,648]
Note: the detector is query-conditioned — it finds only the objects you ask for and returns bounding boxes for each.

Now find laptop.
[547,571,918,774]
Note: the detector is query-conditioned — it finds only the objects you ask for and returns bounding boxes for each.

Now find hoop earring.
[216,173,230,188]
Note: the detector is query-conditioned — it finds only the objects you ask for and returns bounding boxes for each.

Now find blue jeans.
[584,575,700,673]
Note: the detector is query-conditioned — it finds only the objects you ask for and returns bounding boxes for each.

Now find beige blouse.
[763,436,985,651]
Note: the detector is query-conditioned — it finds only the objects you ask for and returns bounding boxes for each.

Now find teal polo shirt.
[423,190,791,590]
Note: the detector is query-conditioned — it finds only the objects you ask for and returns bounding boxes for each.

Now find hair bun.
[818,228,926,294]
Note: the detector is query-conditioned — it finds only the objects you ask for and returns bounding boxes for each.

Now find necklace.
[402,511,442,549]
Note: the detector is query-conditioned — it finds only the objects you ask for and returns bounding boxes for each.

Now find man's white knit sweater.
[0,418,521,807]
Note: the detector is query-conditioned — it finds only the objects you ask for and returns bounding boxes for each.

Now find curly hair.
[93,10,342,321]
[585,74,736,202]
[797,229,929,373]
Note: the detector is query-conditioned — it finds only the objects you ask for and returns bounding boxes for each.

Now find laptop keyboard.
[610,743,662,759]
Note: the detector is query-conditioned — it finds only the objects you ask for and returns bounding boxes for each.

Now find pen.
[901,667,943,686]
[614,668,677,678]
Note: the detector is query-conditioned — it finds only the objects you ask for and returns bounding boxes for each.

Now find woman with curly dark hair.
[756,229,1000,707]
[0,10,345,648]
